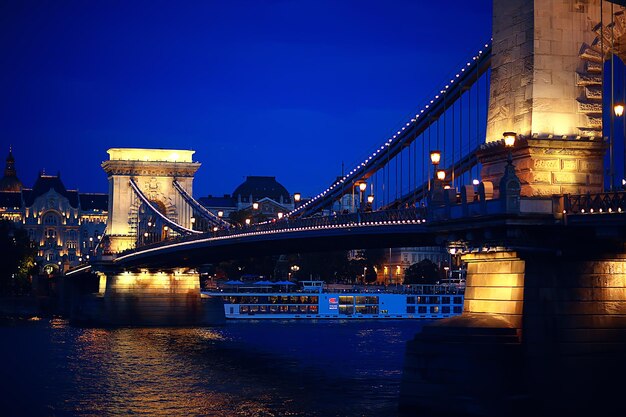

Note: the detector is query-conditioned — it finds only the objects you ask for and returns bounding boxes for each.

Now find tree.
[404,259,440,285]
[0,220,36,295]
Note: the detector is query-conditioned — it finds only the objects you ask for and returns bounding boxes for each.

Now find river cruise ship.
[202,280,464,320]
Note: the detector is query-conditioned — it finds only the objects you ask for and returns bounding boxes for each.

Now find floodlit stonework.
[484,0,626,196]
[101,148,200,253]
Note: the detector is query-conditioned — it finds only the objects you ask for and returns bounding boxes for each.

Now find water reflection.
[1,320,426,416]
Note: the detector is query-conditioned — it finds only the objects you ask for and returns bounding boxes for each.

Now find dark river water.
[0,318,427,417]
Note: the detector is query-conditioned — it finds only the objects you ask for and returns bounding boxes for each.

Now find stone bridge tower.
[101,148,200,253]
[482,0,626,196]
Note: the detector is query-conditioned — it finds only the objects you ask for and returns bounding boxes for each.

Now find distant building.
[0,150,108,274]
[376,246,450,285]
[0,148,22,192]
[200,176,295,221]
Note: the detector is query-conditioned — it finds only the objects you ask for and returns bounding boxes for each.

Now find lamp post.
[615,104,625,189]
[367,194,374,211]
[436,169,446,183]
[290,264,299,281]
[358,182,367,211]
[500,131,521,213]
[503,131,516,162]
[429,150,441,191]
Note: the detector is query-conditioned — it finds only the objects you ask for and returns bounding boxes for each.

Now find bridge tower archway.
[101,148,200,253]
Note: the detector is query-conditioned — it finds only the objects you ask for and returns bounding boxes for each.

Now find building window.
[44,214,59,225]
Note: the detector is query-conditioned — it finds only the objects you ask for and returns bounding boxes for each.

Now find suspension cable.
[129,178,201,235]
[173,180,231,228]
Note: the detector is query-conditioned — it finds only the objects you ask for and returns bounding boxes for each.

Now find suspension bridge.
[63,1,626,416]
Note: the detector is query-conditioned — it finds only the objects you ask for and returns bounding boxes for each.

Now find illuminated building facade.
[0,150,107,273]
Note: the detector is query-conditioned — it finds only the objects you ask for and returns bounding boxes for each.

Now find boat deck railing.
[205,283,465,295]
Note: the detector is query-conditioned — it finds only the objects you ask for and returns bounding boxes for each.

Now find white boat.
[202,280,464,320]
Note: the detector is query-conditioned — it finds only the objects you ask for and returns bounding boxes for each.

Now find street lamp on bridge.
[358,181,367,211]
[615,104,625,189]
[503,131,516,163]
[429,150,441,191]
[429,150,441,165]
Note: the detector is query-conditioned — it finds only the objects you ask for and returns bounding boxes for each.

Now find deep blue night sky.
[0,1,492,198]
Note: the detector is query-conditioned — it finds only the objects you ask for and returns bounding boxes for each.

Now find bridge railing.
[125,207,429,254]
[563,192,626,214]
[216,207,428,236]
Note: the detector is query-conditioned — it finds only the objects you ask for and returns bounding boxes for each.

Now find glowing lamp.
[472,179,480,186]
[277,212,284,219]
[217,210,224,217]
[358,182,367,192]
[615,104,624,117]
[436,170,446,181]
[213,226,218,232]
[294,193,301,202]
[163,226,168,231]
[503,131,516,147]
[252,202,259,210]
[429,150,441,165]
[367,195,374,204]
[245,218,251,225]
[190,217,196,224]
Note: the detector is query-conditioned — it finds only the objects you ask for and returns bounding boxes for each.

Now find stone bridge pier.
[398,0,626,414]
[67,267,225,327]
[400,247,626,416]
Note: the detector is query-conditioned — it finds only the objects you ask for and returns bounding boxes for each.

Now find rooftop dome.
[0,148,22,191]
[232,176,292,205]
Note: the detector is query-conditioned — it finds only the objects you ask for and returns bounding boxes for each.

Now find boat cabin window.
[339,296,354,304]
